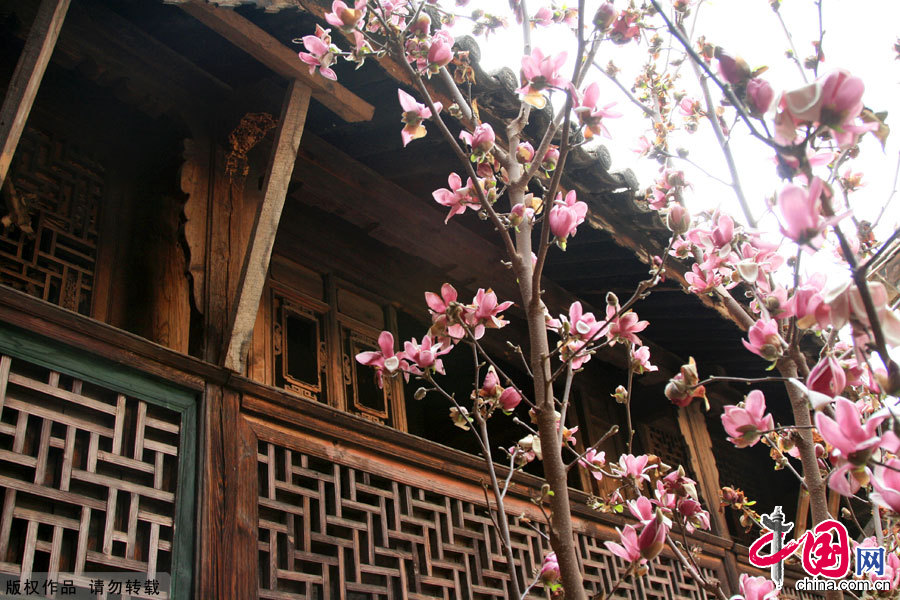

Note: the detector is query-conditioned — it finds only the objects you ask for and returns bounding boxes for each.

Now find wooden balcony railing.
[0,286,819,599]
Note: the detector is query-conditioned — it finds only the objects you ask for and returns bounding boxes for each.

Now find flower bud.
[414,387,428,400]
[593,2,617,31]
[665,204,690,235]
[541,147,560,171]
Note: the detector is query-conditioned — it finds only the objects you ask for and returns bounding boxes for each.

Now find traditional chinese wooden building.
[0,0,821,597]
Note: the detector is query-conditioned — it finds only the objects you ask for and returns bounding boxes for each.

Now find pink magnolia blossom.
[605,305,648,346]
[746,78,775,116]
[685,263,721,295]
[605,525,643,563]
[463,288,514,338]
[398,89,442,147]
[782,273,826,328]
[517,48,569,109]
[609,9,640,44]
[403,336,450,375]
[593,2,617,30]
[630,345,658,374]
[628,496,655,525]
[721,390,774,448]
[806,355,846,397]
[871,457,900,513]
[532,6,553,26]
[459,123,495,157]
[821,280,900,347]
[735,574,779,600]
[426,34,454,72]
[815,397,885,466]
[742,319,783,362]
[618,453,654,483]
[578,448,606,480]
[637,513,667,560]
[575,82,621,139]
[541,146,560,171]
[539,552,560,585]
[777,177,844,246]
[299,26,339,81]
[516,141,535,164]
[548,190,588,248]
[324,0,367,32]
[678,498,710,533]
[355,331,409,388]
[432,173,479,223]
[716,51,751,86]
[498,387,522,412]
[425,283,466,341]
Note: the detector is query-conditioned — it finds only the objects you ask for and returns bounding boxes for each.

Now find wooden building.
[0,0,818,597]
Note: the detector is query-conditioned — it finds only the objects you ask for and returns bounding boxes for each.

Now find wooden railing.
[0,287,818,599]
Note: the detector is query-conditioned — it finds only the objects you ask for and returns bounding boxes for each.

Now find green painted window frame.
[0,323,197,598]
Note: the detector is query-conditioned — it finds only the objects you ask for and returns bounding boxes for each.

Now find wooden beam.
[0,0,71,190]
[178,0,374,123]
[224,80,311,372]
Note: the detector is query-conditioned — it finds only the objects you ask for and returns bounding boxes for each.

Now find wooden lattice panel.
[257,440,724,599]
[642,424,696,480]
[0,127,102,315]
[0,353,180,596]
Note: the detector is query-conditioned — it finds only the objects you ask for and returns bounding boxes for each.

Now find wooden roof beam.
[177,0,374,123]
[224,79,311,372]
[0,0,70,190]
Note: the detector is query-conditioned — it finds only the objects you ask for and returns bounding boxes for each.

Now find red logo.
[750,519,850,579]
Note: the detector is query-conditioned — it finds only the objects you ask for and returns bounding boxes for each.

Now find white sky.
[456,0,900,248]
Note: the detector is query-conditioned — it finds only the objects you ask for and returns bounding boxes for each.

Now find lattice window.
[257,438,726,600]
[0,328,196,597]
[640,423,696,481]
[0,127,102,315]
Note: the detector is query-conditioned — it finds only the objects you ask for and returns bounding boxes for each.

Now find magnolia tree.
[300,0,899,598]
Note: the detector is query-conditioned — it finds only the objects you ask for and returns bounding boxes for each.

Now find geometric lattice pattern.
[0,127,102,315]
[0,354,180,597]
[257,440,726,600]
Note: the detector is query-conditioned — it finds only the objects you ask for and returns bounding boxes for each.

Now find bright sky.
[458,0,900,254]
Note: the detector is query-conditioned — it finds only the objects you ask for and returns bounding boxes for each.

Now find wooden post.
[0,0,70,190]
[677,402,730,537]
[223,80,311,372]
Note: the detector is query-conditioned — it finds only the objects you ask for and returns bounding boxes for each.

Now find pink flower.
[355,331,409,387]
[604,525,642,563]
[605,305,648,346]
[539,552,560,585]
[575,82,621,139]
[782,273,826,328]
[721,390,774,448]
[816,397,886,463]
[426,34,454,72]
[735,574,779,600]
[871,457,900,513]
[548,190,588,248]
[716,50,750,86]
[807,355,846,397]
[579,448,606,481]
[498,387,522,412]
[678,498,710,533]
[324,0,366,32]
[777,177,843,246]
[465,288,514,338]
[517,48,569,109]
[459,123,495,156]
[685,263,721,295]
[746,78,775,116]
[299,26,339,81]
[532,6,553,27]
[609,10,640,44]
[398,89,442,147]
[516,141,535,164]
[541,146,560,171]
[618,453,654,483]
[593,3,617,30]
[628,496,655,525]
[742,319,783,362]
[637,513,667,560]
[403,336,450,375]
[432,173,478,223]
[630,345,658,374]
[426,283,466,342]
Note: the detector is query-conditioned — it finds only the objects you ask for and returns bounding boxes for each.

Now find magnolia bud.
[414,387,428,400]
[593,2,617,30]
[606,292,619,307]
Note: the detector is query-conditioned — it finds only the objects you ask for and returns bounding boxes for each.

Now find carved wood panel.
[0,127,102,315]
[257,438,730,600]
[0,353,181,597]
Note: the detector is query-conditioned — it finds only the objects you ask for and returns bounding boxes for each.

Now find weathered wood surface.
[177,0,374,123]
[677,401,730,538]
[224,80,311,372]
[0,0,70,190]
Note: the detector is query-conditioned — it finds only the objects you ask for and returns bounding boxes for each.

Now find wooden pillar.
[0,0,70,190]
[198,384,259,598]
[677,402,731,537]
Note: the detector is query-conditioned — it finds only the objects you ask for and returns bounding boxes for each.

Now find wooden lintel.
[223,80,311,372]
[178,0,373,123]
[0,0,71,190]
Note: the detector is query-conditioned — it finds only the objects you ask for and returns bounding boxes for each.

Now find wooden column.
[677,402,730,537]
[223,80,310,372]
[0,0,70,189]
[198,384,259,598]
